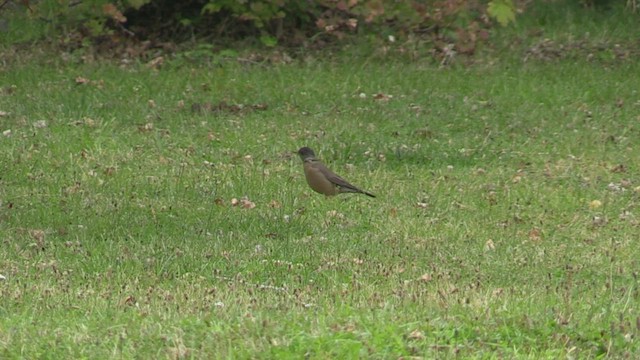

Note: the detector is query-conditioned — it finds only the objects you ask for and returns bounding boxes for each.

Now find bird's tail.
[362,191,376,198]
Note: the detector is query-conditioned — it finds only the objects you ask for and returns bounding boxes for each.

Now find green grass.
[2,4,640,356]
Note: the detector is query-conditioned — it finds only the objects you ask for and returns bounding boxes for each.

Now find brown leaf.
[147,56,164,69]
[102,3,127,23]
[138,123,154,132]
[232,197,255,209]
[416,202,428,209]
[611,164,626,173]
[407,329,425,340]
[241,198,255,209]
[122,295,137,307]
[75,76,90,85]
[528,228,542,242]
[29,229,46,249]
[33,120,47,128]
[346,18,358,30]
[485,239,495,251]
[251,103,268,111]
[373,93,392,101]
[167,345,190,360]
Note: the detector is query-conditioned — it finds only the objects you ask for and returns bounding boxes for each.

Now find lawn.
[1,13,640,359]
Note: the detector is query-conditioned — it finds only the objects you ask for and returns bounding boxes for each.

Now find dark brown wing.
[316,162,376,197]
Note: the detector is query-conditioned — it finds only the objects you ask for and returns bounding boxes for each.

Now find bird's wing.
[315,162,364,193]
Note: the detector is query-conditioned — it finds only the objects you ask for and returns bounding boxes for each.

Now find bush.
[1,0,519,51]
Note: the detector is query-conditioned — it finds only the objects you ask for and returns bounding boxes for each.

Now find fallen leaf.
[592,216,607,227]
[342,18,357,31]
[232,197,255,209]
[485,239,495,251]
[607,183,622,192]
[528,228,542,242]
[33,120,47,128]
[611,164,626,173]
[75,76,90,84]
[407,329,425,340]
[102,3,126,23]
[138,123,154,132]
[166,345,189,360]
[416,202,428,209]
[147,56,164,69]
[373,93,393,101]
[83,117,96,127]
[241,199,256,209]
[589,200,602,209]
[29,229,46,249]
[122,295,137,307]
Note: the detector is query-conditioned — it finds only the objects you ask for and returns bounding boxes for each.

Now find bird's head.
[297,147,316,161]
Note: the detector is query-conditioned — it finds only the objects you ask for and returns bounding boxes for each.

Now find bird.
[297,147,375,198]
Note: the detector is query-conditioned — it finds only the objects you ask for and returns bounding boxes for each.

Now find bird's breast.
[303,163,338,196]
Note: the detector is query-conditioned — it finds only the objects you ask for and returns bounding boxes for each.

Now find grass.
[2,4,640,359]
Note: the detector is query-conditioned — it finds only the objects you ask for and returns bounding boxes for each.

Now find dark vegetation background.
[1,0,637,63]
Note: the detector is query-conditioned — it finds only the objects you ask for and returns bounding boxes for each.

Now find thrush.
[297,147,375,198]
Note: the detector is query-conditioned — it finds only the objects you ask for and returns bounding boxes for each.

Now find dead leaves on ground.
[74,76,104,88]
[230,196,256,209]
[217,197,281,211]
[190,101,268,115]
[524,38,640,63]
